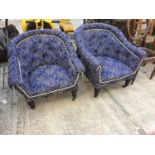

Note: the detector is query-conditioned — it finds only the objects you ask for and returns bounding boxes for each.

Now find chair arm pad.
[78,47,101,71]
[122,40,147,59]
[72,57,85,73]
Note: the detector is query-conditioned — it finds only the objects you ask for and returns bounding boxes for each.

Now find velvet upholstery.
[75,23,146,89]
[8,29,84,99]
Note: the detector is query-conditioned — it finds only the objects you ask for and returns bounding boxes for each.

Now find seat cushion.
[27,64,75,96]
[97,56,133,81]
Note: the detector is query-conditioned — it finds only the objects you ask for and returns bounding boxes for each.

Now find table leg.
[150,66,155,80]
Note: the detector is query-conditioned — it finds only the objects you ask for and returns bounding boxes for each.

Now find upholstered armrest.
[114,46,142,71]
[75,43,101,71]
[67,41,85,73]
[116,42,146,70]
[77,46,101,71]
[111,26,147,59]
[125,42,147,59]
[83,51,101,71]
[108,38,145,70]
[71,57,85,73]
[8,56,23,86]
[75,34,102,71]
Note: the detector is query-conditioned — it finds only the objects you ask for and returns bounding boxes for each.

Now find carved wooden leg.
[72,86,78,101]
[131,70,139,85]
[25,97,35,109]
[131,78,135,85]
[94,88,100,97]
[150,66,155,80]
[27,100,35,109]
[123,80,131,87]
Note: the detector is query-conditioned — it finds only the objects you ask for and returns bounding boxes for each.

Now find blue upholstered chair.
[75,23,147,97]
[8,29,84,108]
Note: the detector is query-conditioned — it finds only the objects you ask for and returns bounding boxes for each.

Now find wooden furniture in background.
[127,19,152,44]
[141,47,155,79]
[127,19,155,80]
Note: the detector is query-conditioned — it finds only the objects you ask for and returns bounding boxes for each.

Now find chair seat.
[97,56,133,81]
[27,64,75,96]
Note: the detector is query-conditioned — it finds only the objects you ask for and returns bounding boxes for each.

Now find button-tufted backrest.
[75,23,130,58]
[16,35,72,71]
[82,29,123,57]
[8,30,75,73]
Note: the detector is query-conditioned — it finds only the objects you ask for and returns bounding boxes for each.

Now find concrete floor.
[0,20,155,135]
[0,64,155,135]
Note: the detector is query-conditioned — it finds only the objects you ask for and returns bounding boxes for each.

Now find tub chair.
[75,23,146,97]
[8,29,84,109]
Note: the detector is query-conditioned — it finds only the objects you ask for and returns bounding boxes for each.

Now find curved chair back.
[75,23,142,70]
[8,29,75,72]
[75,23,130,57]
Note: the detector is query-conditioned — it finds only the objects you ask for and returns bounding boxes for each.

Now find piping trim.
[97,59,143,84]
[17,58,23,82]
[83,29,140,59]
[16,34,75,71]
[16,73,80,98]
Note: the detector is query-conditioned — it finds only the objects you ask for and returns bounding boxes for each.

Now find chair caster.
[123,80,131,87]
[94,88,100,97]
[27,100,35,109]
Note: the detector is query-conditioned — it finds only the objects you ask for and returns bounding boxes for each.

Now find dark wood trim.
[123,80,131,87]
[150,66,155,79]
[71,85,78,101]
[94,88,100,98]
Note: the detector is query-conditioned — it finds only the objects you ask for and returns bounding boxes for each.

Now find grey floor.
[0,20,155,135]
[0,64,155,135]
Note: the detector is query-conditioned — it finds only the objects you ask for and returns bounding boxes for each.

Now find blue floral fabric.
[75,23,146,89]
[8,29,84,98]
[97,56,133,81]
[29,65,75,96]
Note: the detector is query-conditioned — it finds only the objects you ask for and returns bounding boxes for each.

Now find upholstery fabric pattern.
[75,23,146,89]
[29,65,75,96]
[97,56,133,81]
[8,29,84,98]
